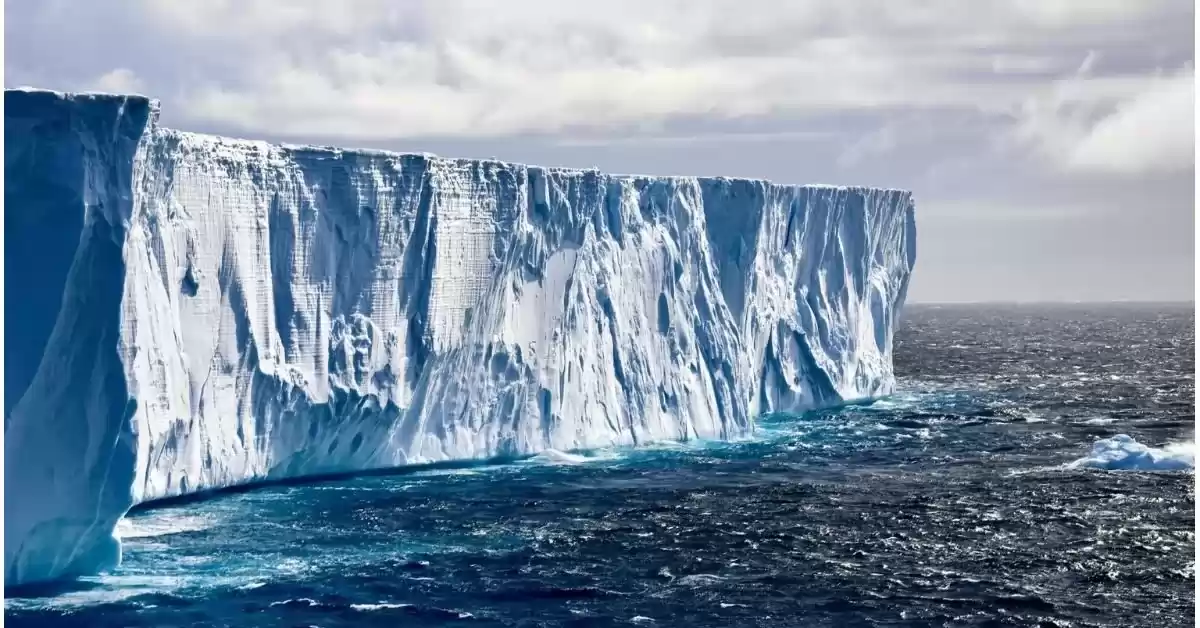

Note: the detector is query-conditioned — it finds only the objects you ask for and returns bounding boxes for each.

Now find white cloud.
[1066,71,1194,175]
[87,68,145,94]
[6,0,1191,156]
[89,0,1184,142]
[1014,65,1194,176]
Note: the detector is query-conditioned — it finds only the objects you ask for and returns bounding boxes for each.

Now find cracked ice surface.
[3,88,916,586]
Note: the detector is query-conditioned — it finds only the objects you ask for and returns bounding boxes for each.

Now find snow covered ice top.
[3,88,917,587]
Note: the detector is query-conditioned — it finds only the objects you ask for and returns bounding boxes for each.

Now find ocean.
[6,303,1195,627]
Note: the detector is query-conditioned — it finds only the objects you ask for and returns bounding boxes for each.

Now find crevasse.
[3,88,917,586]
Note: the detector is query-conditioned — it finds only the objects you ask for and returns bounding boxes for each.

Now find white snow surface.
[1066,434,1195,471]
[3,89,917,586]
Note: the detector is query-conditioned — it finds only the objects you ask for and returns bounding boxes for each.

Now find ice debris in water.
[1067,434,1194,471]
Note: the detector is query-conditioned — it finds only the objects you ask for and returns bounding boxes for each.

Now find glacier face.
[4,88,917,586]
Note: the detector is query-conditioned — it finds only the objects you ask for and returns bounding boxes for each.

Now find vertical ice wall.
[5,90,152,584]
[3,88,916,586]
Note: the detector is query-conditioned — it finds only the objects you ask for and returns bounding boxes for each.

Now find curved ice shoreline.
[4,87,916,586]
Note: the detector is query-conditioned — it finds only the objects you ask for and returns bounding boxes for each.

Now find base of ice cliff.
[3,88,917,587]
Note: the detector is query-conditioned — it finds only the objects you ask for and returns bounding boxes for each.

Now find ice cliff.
[4,88,917,586]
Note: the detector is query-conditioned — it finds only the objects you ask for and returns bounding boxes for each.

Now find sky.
[4,0,1195,303]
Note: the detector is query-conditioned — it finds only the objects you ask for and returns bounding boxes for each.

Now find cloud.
[1014,64,1194,176]
[87,68,145,94]
[5,0,1193,149]
[1065,70,1194,175]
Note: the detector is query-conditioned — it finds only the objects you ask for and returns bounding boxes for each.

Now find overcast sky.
[5,0,1195,302]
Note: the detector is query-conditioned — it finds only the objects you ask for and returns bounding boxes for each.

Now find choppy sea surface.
[6,304,1195,627]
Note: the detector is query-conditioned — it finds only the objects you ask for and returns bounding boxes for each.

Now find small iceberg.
[1066,434,1194,471]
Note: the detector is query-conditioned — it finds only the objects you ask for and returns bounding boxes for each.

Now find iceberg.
[3,88,917,586]
[1067,434,1195,471]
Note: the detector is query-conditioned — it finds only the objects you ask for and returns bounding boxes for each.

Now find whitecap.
[674,574,725,587]
[529,448,622,465]
[532,449,593,464]
[115,513,219,540]
[351,602,413,611]
[4,574,189,611]
[269,598,319,607]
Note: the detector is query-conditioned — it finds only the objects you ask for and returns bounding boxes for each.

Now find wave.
[351,602,413,611]
[115,513,220,540]
[528,448,624,465]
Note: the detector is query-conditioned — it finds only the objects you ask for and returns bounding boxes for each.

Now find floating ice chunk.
[1067,434,1194,471]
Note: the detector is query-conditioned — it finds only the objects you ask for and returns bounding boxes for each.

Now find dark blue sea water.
[6,304,1195,627]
